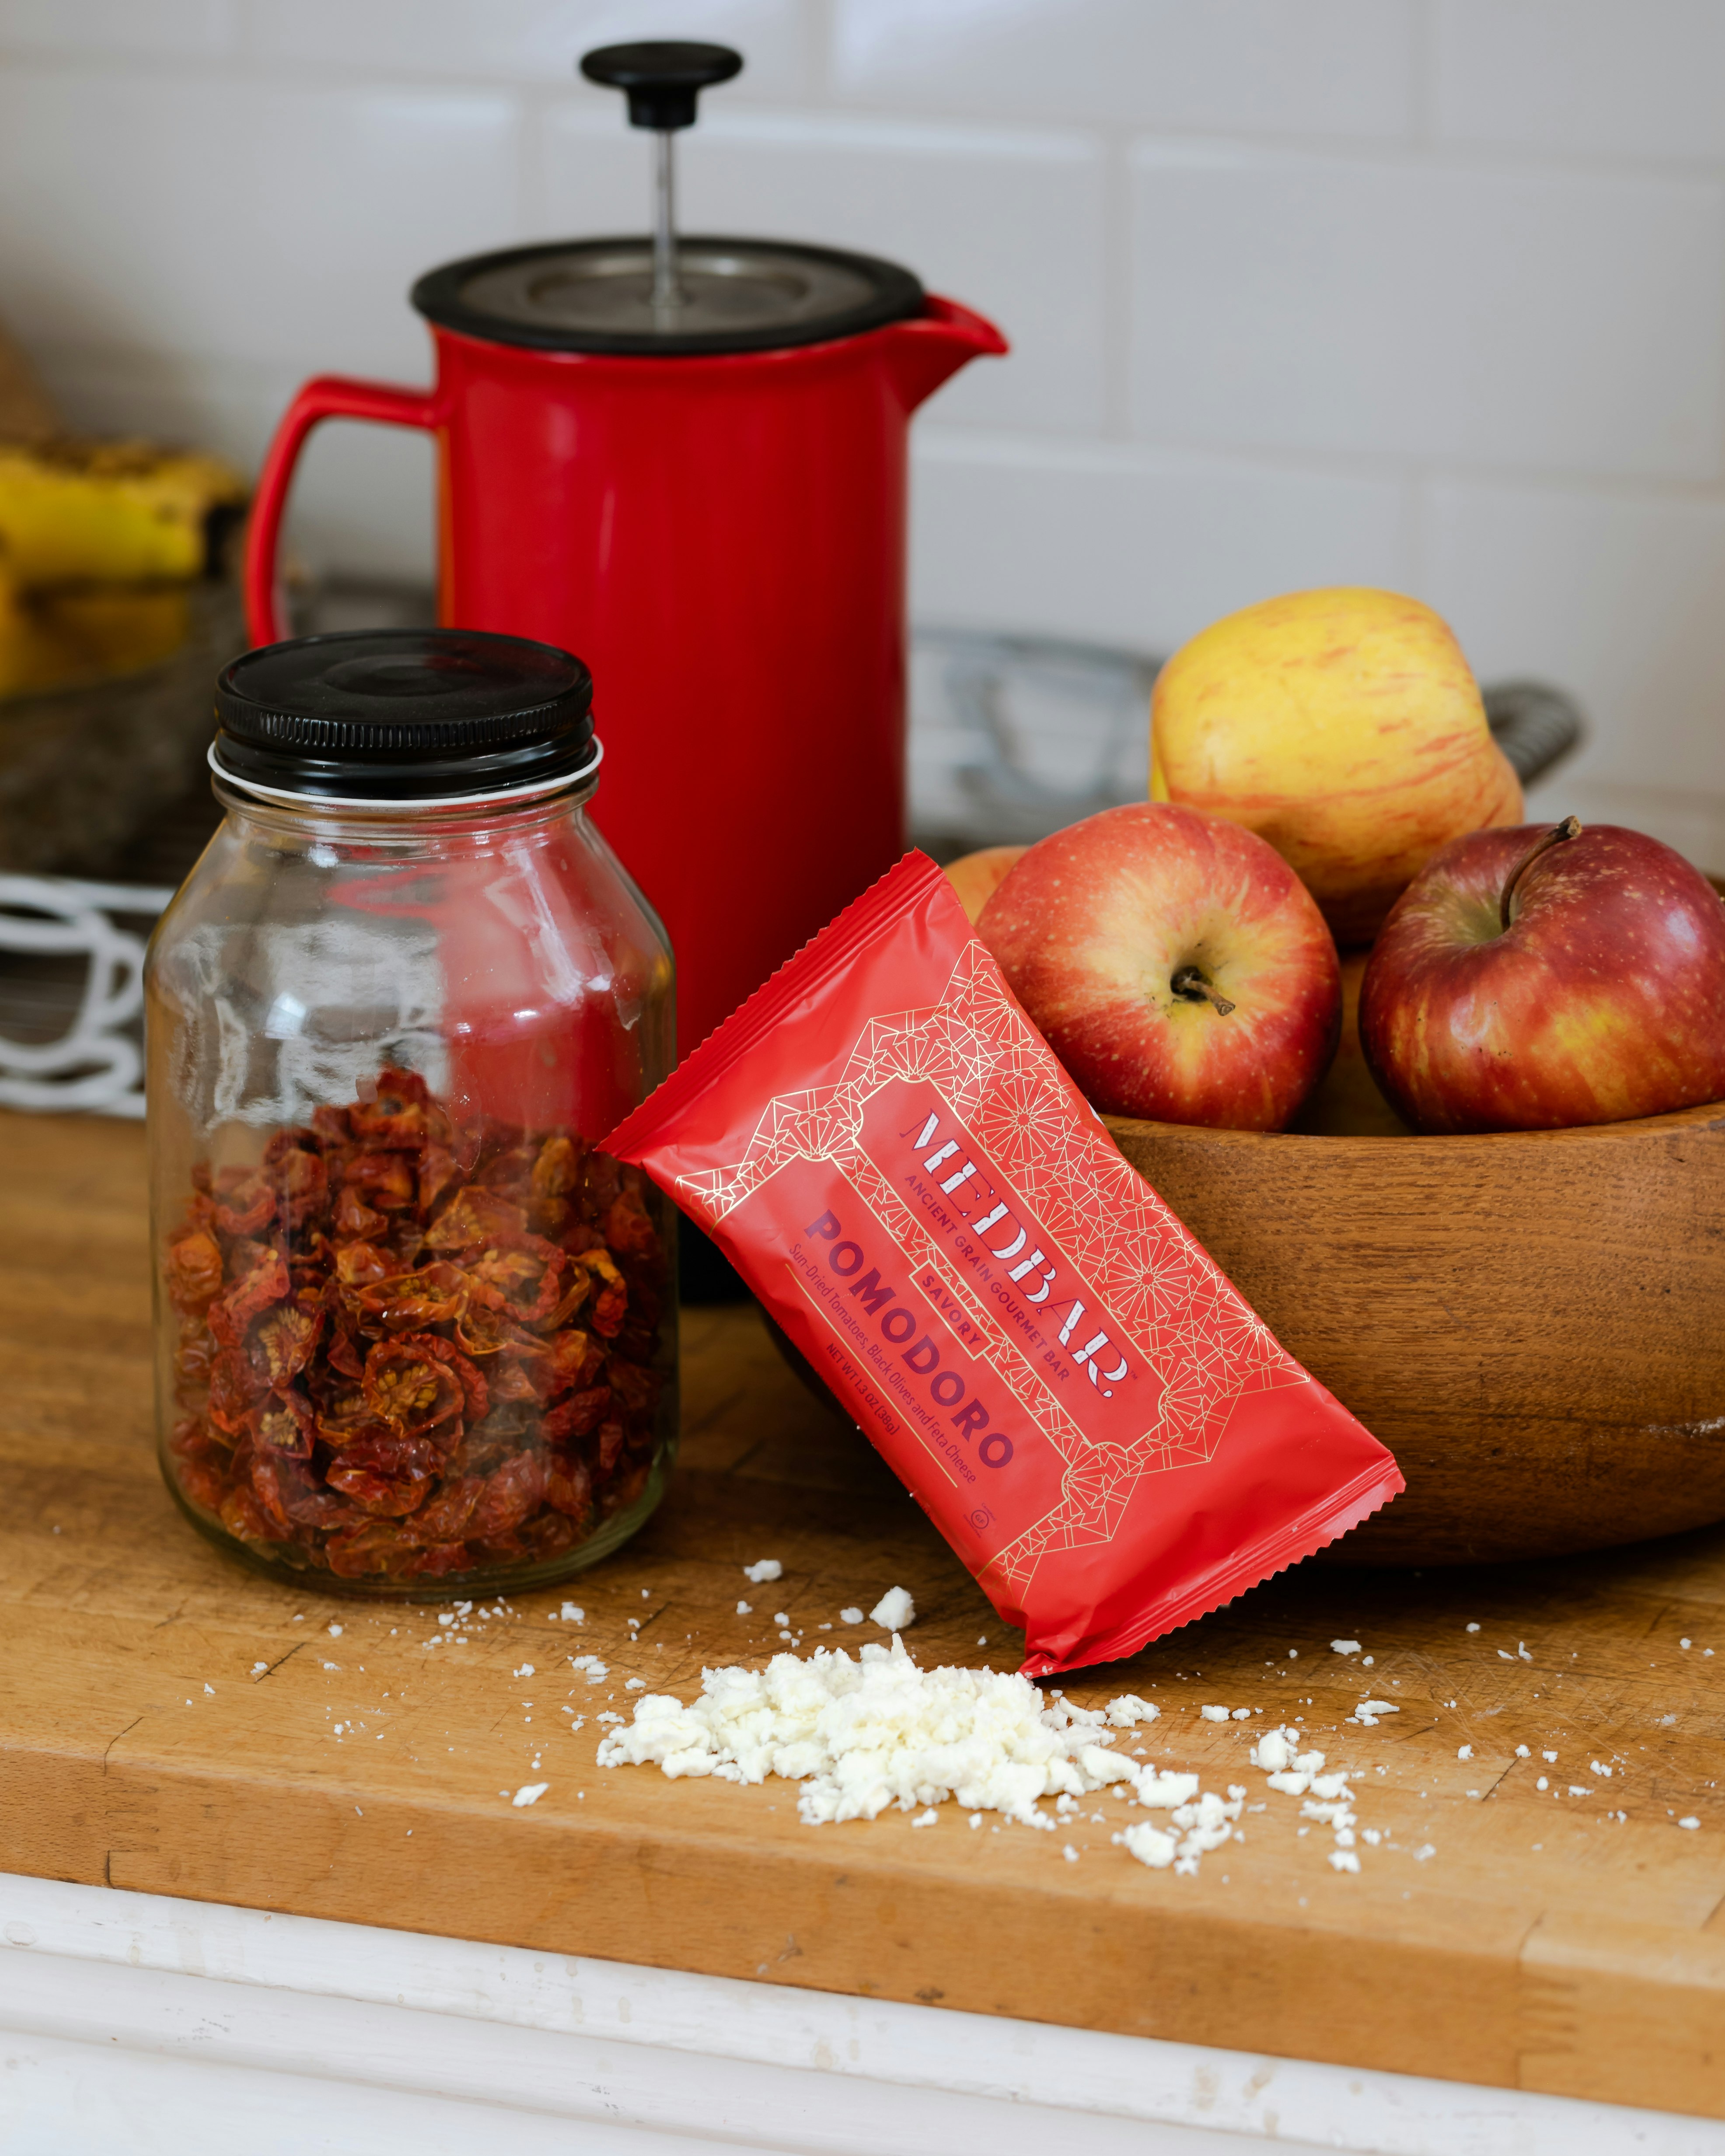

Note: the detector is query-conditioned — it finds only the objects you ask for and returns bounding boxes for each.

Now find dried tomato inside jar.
[148,631,676,1594]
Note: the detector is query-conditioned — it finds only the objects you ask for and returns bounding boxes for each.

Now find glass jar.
[147,628,676,1597]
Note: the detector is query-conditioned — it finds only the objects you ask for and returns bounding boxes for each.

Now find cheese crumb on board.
[1199,1704,1231,1722]
[743,1559,782,1584]
[839,1607,864,1625]
[1330,1640,1362,1656]
[512,1783,548,1807]
[869,1587,915,1630]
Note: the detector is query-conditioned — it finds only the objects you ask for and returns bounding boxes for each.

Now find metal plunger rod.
[652,130,681,310]
[578,42,742,315]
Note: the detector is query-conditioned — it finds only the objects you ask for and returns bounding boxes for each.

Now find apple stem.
[1499,815,1583,934]
[1170,966,1236,1017]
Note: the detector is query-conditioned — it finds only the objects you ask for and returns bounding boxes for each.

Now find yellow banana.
[0,540,191,701]
[0,438,246,588]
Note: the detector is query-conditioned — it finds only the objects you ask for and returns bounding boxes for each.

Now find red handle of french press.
[243,375,441,647]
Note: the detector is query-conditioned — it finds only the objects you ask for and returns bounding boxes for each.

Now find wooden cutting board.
[2,1112,1723,2119]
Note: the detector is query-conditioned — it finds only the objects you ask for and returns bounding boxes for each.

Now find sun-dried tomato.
[424,1187,527,1253]
[251,1302,323,1388]
[208,1347,266,1434]
[343,1151,416,1211]
[327,1429,437,1516]
[213,1168,276,1238]
[166,1229,224,1312]
[351,1261,468,1333]
[602,1187,657,1259]
[208,1242,290,1346]
[466,1234,566,1324]
[468,1451,546,1541]
[162,1064,670,1587]
[545,1449,592,1523]
[250,1389,315,1460]
[544,1385,611,1441]
[268,1143,328,1229]
[363,1338,464,1437]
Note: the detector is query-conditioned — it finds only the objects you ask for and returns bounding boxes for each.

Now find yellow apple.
[1151,586,1523,945]
[943,844,1026,924]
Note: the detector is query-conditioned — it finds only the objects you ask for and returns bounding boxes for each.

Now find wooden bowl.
[1105,1096,1725,1563]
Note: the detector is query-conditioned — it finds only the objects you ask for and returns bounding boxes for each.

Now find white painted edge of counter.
[2,1872,1721,2156]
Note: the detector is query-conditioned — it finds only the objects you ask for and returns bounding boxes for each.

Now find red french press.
[245,41,1006,1055]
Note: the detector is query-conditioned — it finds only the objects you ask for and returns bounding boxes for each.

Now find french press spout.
[580,41,744,316]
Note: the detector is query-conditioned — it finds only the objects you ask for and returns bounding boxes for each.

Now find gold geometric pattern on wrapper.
[677,942,1311,1594]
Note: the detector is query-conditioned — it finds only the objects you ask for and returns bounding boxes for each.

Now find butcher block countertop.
[3,1112,1725,2122]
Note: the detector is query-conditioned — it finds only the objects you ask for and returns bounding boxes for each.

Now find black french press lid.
[410,42,925,358]
[213,630,596,802]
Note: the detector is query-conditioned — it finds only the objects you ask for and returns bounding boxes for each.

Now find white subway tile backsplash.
[0,0,233,56]
[911,430,1411,655]
[246,0,814,98]
[0,70,522,380]
[538,108,1106,433]
[1129,145,1725,482]
[1435,0,1725,165]
[832,0,1418,140]
[1424,477,1725,826]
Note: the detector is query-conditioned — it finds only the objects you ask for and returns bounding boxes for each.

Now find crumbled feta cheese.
[1413,1843,1435,1861]
[1681,1638,1693,1649]
[1251,1728,1297,1772]
[1062,1844,1080,1863]
[1516,1745,1530,1758]
[737,1600,752,1615]
[743,1559,782,1584]
[1543,1751,1557,1762]
[1329,1849,1361,1874]
[772,1612,789,1627]
[513,1664,534,1678]
[1590,1761,1612,1777]
[1568,1786,1592,1797]
[597,1635,1202,1864]
[1136,1769,1201,1808]
[512,1783,548,1807]
[1537,1776,1549,1790]
[1330,1640,1362,1656]
[1466,1622,1480,1633]
[1457,1744,1473,1761]
[569,1654,609,1682]
[1114,1822,1178,1869]
[328,1623,342,1637]
[1351,1701,1400,1727]
[1199,1704,1230,1722]
[839,1608,864,1625]
[1678,1816,1701,1830]
[869,1587,915,1631]
[250,1662,266,1675]
[559,1602,584,1623]
[910,1807,938,1828]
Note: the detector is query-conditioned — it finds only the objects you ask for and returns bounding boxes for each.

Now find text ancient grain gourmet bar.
[604,855,1401,1675]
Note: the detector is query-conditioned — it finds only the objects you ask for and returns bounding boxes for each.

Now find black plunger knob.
[580,41,743,131]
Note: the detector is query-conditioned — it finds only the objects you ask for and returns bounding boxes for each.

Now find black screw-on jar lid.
[213,629,597,803]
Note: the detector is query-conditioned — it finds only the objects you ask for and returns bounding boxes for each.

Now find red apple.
[1359,818,1725,1134]
[944,844,1026,924]
[976,802,1341,1130]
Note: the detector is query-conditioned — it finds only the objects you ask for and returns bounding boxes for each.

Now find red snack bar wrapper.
[604,853,1402,1675]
